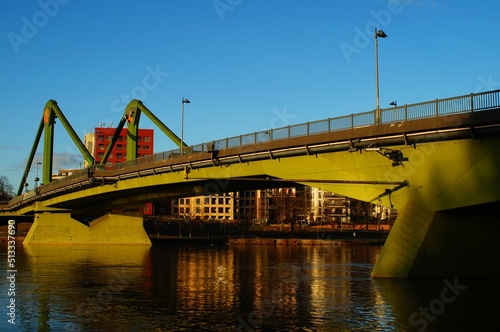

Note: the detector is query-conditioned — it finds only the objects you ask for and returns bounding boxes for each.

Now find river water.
[1,242,499,331]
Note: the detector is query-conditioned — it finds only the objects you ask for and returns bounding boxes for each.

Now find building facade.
[172,193,235,221]
[84,125,154,169]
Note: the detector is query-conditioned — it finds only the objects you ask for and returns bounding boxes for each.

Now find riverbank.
[150,230,388,246]
[227,237,386,245]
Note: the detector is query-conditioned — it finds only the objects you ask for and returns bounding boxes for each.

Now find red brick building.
[84,126,154,169]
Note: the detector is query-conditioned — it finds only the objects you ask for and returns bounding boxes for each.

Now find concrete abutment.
[372,201,500,278]
[23,211,151,245]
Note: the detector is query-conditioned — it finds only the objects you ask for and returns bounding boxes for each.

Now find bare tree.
[273,187,303,232]
[0,176,14,201]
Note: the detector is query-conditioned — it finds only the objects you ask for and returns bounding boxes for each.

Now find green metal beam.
[126,100,142,161]
[135,100,191,153]
[17,116,45,196]
[49,100,94,167]
[17,100,95,196]
[100,116,127,166]
[43,101,56,185]
[100,100,191,166]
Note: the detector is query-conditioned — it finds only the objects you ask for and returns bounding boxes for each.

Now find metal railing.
[116,89,500,169]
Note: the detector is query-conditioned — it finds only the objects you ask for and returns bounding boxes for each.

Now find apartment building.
[84,125,154,169]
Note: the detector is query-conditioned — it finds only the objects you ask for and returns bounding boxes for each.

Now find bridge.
[2,90,500,278]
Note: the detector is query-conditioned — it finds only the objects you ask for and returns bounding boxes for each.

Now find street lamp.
[35,161,41,187]
[181,97,190,156]
[375,27,387,124]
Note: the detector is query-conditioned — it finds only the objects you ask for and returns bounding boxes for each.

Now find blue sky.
[1,0,499,190]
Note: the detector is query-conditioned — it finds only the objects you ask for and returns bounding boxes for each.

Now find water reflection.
[2,243,497,331]
[19,245,151,332]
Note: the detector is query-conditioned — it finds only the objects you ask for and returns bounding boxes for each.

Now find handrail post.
[470,93,474,112]
[435,99,439,117]
[352,114,355,129]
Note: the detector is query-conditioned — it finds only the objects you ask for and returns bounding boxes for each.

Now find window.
[204,207,209,213]
[117,145,122,151]
[179,198,184,204]
[218,198,223,204]
[98,135,104,141]
[204,198,209,204]
[185,198,190,204]
[211,207,216,213]
[218,207,223,213]
[196,198,201,205]
[116,153,123,160]
[211,198,216,204]
[143,136,151,142]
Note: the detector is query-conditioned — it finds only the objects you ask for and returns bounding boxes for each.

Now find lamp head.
[377,30,387,38]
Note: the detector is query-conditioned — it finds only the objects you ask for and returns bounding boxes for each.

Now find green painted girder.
[130,99,191,155]
[17,100,94,196]
[100,99,190,166]
[17,116,44,196]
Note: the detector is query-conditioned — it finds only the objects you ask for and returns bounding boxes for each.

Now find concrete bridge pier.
[371,201,500,278]
[23,204,151,245]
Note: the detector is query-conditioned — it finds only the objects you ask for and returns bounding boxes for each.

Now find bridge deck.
[2,89,500,213]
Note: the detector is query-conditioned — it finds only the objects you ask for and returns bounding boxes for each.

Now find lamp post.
[35,161,41,187]
[375,27,387,125]
[181,97,190,156]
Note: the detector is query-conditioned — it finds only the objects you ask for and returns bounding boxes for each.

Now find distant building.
[310,187,350,223]
[172,193,235,221]
[84,126,154,169]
